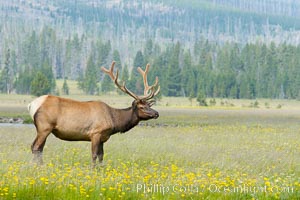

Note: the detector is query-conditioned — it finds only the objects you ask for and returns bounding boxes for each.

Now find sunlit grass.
[0,107,300,199]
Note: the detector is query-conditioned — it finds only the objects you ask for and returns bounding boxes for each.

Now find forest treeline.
[0,27,299,99]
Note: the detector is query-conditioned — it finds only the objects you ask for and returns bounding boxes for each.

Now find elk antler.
[137,64,160,100]
[101,61,160,102]
[101,61,139,100]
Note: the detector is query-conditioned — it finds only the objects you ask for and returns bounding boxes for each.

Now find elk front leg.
[91,142,104,168]
[91,135,102,167]
[97,142,104,163]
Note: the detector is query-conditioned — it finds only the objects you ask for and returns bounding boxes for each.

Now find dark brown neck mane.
[110,107,139,134]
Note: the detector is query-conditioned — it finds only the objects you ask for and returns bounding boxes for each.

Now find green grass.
[56,79,84,96]
[0,94,300,199]
[1,87,300,124]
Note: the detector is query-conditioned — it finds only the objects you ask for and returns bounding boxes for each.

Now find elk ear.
[132,100,138,109]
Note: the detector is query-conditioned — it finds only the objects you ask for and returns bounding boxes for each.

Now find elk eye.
[138,105,145,109]
[140,106,148,111]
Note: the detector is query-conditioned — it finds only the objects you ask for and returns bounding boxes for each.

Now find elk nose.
[154,112,159,119]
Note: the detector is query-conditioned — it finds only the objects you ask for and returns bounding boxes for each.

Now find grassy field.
[0,94,300,199]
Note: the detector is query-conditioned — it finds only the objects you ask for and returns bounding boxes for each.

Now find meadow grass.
[0,94,300,199]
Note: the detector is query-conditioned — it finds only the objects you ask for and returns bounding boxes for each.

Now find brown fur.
[30,95,159,165]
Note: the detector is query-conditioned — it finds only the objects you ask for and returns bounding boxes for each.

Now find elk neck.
[110,106,140,134]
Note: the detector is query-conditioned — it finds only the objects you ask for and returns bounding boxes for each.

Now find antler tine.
[101,61,139,100]
[101,61,116,80]
[144,85,160,101]
[137,64,150,96]
[137,64,160,100]
[102,62,160,102]
[154,85,160,96]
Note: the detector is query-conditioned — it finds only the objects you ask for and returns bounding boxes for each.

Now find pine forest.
[0,0,300,99]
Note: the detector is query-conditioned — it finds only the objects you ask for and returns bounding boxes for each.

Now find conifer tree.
[30,72,51,96]
[83,55,98,95]
[166,42,182,96]
[15,64,33,94]
[0,49,10,93]
[129,50,145,94]
[62,78,69,95]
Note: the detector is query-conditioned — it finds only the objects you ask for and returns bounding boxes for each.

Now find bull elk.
[28,61,160,166]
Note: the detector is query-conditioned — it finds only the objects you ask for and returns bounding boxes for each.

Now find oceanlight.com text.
[136,183,294,195]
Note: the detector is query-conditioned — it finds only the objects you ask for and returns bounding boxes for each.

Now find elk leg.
[31,133,49,165]
[91,136,101,167]
[97,142,104,163]
[31,123,52,165]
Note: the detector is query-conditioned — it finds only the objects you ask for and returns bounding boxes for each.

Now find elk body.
[28,62,160,166]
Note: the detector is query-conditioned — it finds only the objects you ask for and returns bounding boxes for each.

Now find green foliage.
[97,40,111,67]
[0,70,8,94]
[249,100,260,108]
[182,50,195,97]
[1,107,300,199]
[76,72,85,92]
[144,39,154,63]
[129,51,145,95]
[166,42,182,97]
[41,60,56,91]
[121,64,129,83]
[209,98,217,106]
[0,49,12,93]
[30,72,51,96]
[118,64,130,95]
[196,91,208,106]
[101,76,114,94]
[62,78,69,95]
[15,69,33,94]
[83,55,98,95]
[0,22,300,100]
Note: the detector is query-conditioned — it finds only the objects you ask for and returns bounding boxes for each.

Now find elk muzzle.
[153,110,159,119]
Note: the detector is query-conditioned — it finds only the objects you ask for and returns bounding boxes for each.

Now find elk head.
[101,61,160,120]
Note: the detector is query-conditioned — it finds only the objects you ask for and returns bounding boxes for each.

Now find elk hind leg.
[31,127,52,165]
